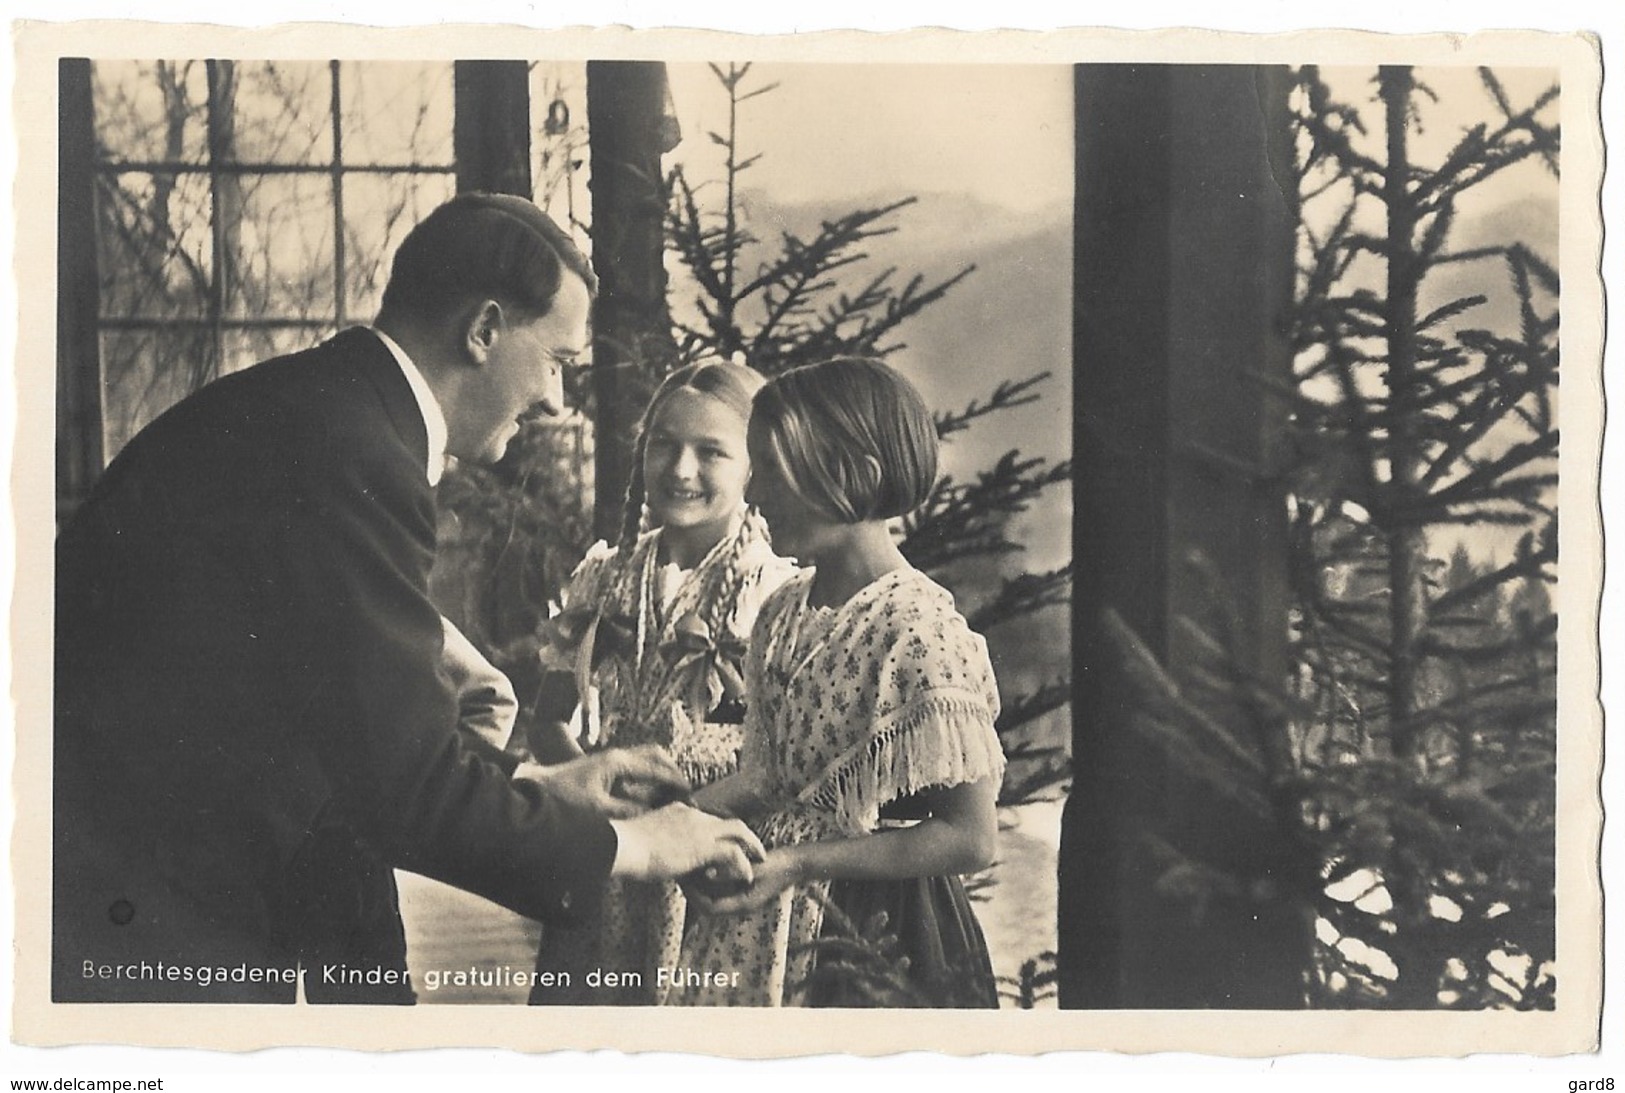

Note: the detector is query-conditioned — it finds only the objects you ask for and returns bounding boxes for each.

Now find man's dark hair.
[378,192,597,325]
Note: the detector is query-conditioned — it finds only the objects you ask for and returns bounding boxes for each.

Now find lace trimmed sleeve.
[801,581,1006,829]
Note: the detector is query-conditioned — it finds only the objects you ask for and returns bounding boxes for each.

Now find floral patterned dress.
[669,566,1006,1007]
[530,517,796,1005]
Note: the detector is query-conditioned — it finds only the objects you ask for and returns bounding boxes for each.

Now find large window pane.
[222,325,331,376]
[85,58,483,468]
[95,171,214,319]
[529,61,589,232]
[99,327,216,456]
[342,171,457,321]
[341,62,454,166]
[227,61,333,166]
[224,173,335,321]
[91,60,209,164]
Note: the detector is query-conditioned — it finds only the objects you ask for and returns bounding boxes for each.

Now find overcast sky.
[664,62,1073,214]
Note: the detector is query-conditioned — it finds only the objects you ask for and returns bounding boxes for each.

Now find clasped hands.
[512,744,772,905]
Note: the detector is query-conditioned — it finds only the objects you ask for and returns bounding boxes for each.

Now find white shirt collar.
[370,327,448,487]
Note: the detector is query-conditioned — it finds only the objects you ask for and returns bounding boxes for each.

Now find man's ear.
[463,300,504,365]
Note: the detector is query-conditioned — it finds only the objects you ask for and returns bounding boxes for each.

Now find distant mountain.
[727,187,1071,418]
[1420,193,1560,336]
[715,187,1074,568]
[1425,192,1562,565]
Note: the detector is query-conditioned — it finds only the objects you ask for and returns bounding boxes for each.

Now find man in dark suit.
[53,194,761,1003]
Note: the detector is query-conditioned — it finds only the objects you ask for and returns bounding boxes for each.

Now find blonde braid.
[607,430,650,612]
[703,510,764,645]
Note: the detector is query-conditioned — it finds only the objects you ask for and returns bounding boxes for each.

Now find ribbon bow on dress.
[660,611,748,710]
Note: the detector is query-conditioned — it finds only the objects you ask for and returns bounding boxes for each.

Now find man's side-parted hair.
[378,192,597,324]
[751,357,938,524]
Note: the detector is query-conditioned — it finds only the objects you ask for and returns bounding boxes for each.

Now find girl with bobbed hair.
[673,357,1004,1008]
[527,359,798,1005]
[747,355,938,526]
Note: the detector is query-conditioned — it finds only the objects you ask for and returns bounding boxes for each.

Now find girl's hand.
[689,780,733,817]
[687,846,805,915]
[690,770,765,820]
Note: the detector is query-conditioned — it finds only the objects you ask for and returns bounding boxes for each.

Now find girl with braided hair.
[527,360,797,1005]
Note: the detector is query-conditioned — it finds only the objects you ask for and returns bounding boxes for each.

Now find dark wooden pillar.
[1060,65,1303,1008]
[585,61,680,542]
[436,61,537,676]
[454,61,532,196]
[57,58,103,526]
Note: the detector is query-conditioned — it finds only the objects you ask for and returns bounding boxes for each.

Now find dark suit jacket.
[53,329,616,1002]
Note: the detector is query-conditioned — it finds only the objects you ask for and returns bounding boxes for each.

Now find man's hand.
[683,845,804,915]
[513,743,689,819]
[609,803,765,883]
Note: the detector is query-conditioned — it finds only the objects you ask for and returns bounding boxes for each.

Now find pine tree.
[1286,65,1558,1008]
[1088,64,1558,1009]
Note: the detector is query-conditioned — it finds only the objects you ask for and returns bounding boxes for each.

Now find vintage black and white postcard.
[7,18,1606,1060]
